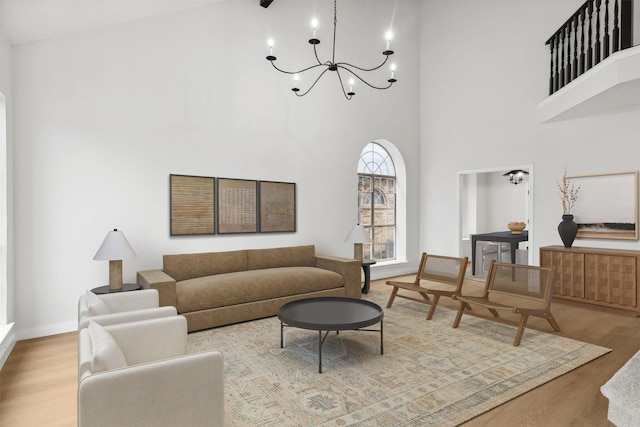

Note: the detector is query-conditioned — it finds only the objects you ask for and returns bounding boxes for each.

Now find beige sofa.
[137,245,361,332]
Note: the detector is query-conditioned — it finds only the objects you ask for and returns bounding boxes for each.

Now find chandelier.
[265,0,397,100]
[503,170,529,185]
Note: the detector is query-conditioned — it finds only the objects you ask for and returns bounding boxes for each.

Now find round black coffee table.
[278,296,384,373]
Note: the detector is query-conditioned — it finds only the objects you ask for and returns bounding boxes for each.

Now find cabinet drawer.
[585,254,637,307]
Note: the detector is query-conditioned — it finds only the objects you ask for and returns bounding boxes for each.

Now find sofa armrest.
[137,270,177,308]
[316,255,361,298]
[99,289,160,312]
[78,306,177,330]
[78,351,224,427]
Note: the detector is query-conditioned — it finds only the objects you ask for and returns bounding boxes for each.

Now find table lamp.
[344,223,372,260]
[93,229,137,291]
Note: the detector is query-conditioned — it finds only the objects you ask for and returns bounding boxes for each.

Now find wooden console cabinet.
[540,246,640,314]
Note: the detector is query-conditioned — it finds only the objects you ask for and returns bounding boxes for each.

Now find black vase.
[558,214,579,248]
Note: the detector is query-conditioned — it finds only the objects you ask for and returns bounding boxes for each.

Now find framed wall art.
[217,178,257,234]
[565,171,638,240]
[170,174,215,235]
[259,181,296,233]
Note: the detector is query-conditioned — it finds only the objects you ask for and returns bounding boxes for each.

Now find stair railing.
[546,0,634,95]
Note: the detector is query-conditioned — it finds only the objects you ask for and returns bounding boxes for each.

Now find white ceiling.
[0,0,235,45]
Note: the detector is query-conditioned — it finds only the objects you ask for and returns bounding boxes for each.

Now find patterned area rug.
[188,291,610,426]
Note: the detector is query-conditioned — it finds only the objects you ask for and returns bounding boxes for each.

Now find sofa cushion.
[87,321,127,372]
[247,245,316,270]
[85,290,110,316]
[164,250,248,282]
[176,266,344,313]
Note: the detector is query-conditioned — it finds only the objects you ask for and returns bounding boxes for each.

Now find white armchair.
[78,316,224,427]
[78,289,177,329]
[601,349,640,427]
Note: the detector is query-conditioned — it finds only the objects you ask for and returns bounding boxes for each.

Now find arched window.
[357,142,396,261]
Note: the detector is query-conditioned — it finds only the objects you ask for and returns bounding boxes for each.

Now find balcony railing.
[546,0,634,95]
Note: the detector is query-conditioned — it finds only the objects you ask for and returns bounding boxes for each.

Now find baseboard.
[370,261,413,281]
[0,322,16,369]
[15,321,77,341]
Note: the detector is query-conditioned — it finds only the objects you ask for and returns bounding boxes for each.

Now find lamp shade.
[93,229,137,261]
[344,224,372,244]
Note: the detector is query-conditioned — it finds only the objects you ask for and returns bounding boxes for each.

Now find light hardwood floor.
[1,275,637,426]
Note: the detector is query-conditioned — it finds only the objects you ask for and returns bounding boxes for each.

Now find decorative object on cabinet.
[170,174,215,235]
[93,229,137,292]
[217,178,257,234]
[558,214,579,248]
[562,171,638,240]
[540,245,640,314]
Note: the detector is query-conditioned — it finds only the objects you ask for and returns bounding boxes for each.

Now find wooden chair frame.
[452,260,561,346]
[386,253,468,320]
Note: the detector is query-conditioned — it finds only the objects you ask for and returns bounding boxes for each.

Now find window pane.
[357,143,396,261]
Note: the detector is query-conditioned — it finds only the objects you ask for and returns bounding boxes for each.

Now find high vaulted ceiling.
[0,0,232,45]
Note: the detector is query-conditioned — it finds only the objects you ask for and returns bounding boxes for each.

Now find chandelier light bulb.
[390,63,396,79]
[267,38,274,56]
[292,74,300,92]
[349,78,354,92]
[385,31,393,50]
[311,18,318,38]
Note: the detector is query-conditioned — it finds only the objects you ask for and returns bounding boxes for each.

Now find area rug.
[188,291,610,426]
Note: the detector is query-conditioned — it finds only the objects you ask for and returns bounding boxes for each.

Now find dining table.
[470,230,528,275]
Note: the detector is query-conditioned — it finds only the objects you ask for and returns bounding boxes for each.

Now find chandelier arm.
[335,54,390,72]
[337,65,394,90]
[312,44,324,65]
[269,61,327,75]
[294,67,333,97]
[334,69,354,100]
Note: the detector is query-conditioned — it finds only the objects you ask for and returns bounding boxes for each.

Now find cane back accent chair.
[386,253,468,320]
[453,260,560,346]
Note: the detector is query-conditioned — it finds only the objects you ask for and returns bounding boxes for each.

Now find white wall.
[0,19,15,366]
[12,1,422,338]
[0,22,13,322]
[421,0,640,260]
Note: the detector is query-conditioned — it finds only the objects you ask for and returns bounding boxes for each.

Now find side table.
[361,259,377,294]
[91,283,141,295]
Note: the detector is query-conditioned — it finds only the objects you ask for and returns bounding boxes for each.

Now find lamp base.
[109,259,123,291]
[353,243,364,261]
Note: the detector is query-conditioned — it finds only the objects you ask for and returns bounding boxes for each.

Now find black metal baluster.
[549,39,555,95]
[580,8,586,74]
[595,0,602,64]
[573,14,579,79]
[560,28,565,88]
[603,0,610,59]
[553,33,560,92]
[613,0,620,52]
[566,21,573,84]
[587,1,594,70]
[621,0,632,49]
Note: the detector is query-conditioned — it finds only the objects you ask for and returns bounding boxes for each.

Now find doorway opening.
[456,164,534,273]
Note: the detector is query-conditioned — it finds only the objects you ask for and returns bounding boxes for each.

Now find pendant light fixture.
[265,0,397,100]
